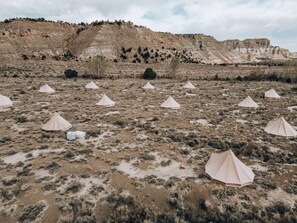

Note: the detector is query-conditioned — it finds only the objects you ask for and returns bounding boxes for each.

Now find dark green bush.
[113,120,126,128]
[283,182,297,195]
[106,191,135,207]
[256,178,277,190]
[64,69,78,78]
[140,153,156,160]
[65,181,82,194]
[21,54,28,60]
[18,202,46,223]
[265,201,290,216]
[143,68,156,80]
[236,76,243,81]
[16,115,28,123]
[207,139,229,151]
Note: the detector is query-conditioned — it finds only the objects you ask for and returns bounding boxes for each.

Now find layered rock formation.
[0,18,296,64]
[222,38,295,62]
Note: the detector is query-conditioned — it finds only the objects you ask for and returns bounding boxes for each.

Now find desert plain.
[0,61,296,223]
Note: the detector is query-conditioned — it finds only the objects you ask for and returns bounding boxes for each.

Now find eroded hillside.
[0,18,296,64]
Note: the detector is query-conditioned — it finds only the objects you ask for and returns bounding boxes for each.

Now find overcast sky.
[1,0,296,51]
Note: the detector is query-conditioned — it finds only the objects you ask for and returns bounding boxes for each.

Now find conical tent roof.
[39,84,55,94]
[161,96,180,109]
[142,82,155,89]
[0,94,13,107]
[85,81,99,89]
[183,81,196,89]
[205,150,255,187]
[96,94,115,107]
[41,113,72,131]
[264,117,297,137]
[238,96,259,108]
[265,89,280,98]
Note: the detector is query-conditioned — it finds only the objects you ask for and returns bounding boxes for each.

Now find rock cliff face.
[221,38,295,62]
[0,19,296,64]
[0,20,76,61]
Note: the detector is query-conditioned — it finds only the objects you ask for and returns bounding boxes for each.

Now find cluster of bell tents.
[0,80,296,187]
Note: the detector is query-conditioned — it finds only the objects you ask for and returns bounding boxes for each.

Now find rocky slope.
[0,18,296,64]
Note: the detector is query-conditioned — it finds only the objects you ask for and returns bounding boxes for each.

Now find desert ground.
[0,62,296,223]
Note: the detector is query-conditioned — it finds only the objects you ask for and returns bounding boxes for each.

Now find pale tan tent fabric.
[96,94,115,107]
[161,96,180,109]
[265,89,280,98]
[0,94,13,107]
[39,84,55,94]
[183,81,196,89]
[85,81,99,89]
[142,82,155,89]
[42,112,72,131]
[205,150,255,187]
[238,96,259,108]
[264,117,297,137]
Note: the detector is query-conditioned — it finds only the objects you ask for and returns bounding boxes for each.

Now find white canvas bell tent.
[96,94,115,107]
[264,89,280,98]
[264,117,297,137]
[238,96,259,108]
[41,112,72,131]
[161,96,180,109]
[0,94,13,107]
[142,82,155,89]
[39,84,55,94]
[205,150,255,187]
[85,81,99,89]
[183,81,196,89]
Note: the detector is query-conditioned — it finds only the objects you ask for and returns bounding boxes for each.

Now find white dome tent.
[265,89,280,98]
[161,96,180,109]
[264,117,297,137]
[96,94,115,107]
[238,96,259,108]
[42,112,72,131]
[205,150,255,187]
[85,81,99,89]
[39,84,55,94]
[0,94,13,107]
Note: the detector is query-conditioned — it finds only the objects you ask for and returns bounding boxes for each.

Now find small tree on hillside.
[85,55,110,78]
[169,56,180,78]
[285,60,297,82]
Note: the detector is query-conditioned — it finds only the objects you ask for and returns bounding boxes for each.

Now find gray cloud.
[0,0,296,51]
